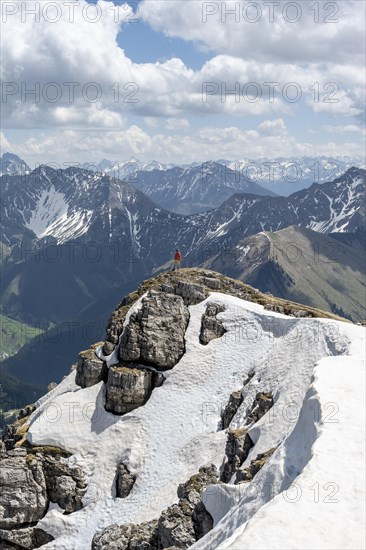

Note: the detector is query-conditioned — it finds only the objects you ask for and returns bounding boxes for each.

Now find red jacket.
[174,251,181,261]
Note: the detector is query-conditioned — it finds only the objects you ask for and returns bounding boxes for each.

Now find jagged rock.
[221,428,254,483]
[174,281,206,306]
[93,466,217,550]
[235,447,277,484]
[116,463,136,498]
[199,303,226,345]
[161,284,175,294]
[119,291,189,370]
[264,303,285,314]
[105,366,156,415]
[246,392,274,425]
[75,349,108,388]
[103,340,115,356]
[18,405,36,419]
[0,526,54,549]
[158,505,196,549]
[92,520,158,550]
[291,308,312,318]
[221,390,243,429]
[42,455,87,513]
[176,465,218,541]
[0,449,48,528]
[200,277,221,290]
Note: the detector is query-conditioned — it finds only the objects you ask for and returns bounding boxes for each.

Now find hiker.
[173,248,182,270]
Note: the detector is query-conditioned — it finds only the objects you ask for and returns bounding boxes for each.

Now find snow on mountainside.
[1,270,364,550]
[126,162,277,214]
[224,155,366,196]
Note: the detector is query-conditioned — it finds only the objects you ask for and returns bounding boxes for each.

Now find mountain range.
[0,164,365,408]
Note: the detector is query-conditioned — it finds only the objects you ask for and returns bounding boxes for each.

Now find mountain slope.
[0,152,30,177]
[201,226,366,321]
[1,270,363,550]
[130,162,277,214]
[225,155,365,195]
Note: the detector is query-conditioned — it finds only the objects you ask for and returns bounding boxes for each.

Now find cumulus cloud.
[1,0,364,129]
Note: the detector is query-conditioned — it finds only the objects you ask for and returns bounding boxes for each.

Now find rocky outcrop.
[174,281,207,306]
[199,303,226,345]
[246,392,274,425]
[92,520,158,550]
[235,447,277,484]
[200,276,221,290]
[221,390,243,429]
[92,465,218,550]
[116,463,136,498]
[0,448,48,529]
[0,526,54,549]
[119,291,190,370]
[42,455,87,513]
[75,348,108,389]
[221,428,254,483]
[105,366,160,415]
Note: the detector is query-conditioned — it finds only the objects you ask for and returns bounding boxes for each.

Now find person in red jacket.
[173,248,182,270]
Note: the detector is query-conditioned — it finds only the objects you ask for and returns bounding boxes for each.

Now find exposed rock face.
[0,526,54,549]
[116,463,136,498]
[42,455,87,513]
[92,465,218,550]
[200,277,221,290]
[176,465,219,541]
[221,390,244,429]
[199,303,226,345]
[235,447,277,484]
[92,520,158,550]
[119,291,190,370]
[0,449,48,529]
[174,281,206,306]
[246,392,274,425]
[105,366,158,415]
[75,349,108,388]
[221,429,254,483]
[158,505,196,549]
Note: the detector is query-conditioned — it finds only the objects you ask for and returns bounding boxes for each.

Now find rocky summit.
[0,269,364,550]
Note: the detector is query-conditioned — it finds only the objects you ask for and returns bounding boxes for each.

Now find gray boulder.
[200,277,221,290]
[105,366,155,415]
[42,455,87,513]
[119,291,189,370]
[75,349,108,388]
[174,281,206,306]
[116,463,136,498]
[92,520,158,550]
[0,526,54,549]
[0,449,48,529]
[199,303,226,345]
[158,505,195,549]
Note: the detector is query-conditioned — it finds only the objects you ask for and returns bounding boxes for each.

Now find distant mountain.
[223,156,365,196]
[83,158,176,181]
[0,153,30,177]
[200,225,366,322]
[0,166,364,327]
[129,161,278,214]
[184,167,366,261]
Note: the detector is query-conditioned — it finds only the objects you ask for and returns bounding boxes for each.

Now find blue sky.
[1,0,365,165]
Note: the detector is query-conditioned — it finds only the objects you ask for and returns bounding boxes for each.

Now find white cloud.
[165,118,190,131]
[1,1,364,129]
[324,124,365,134]
[257,118,288,136]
